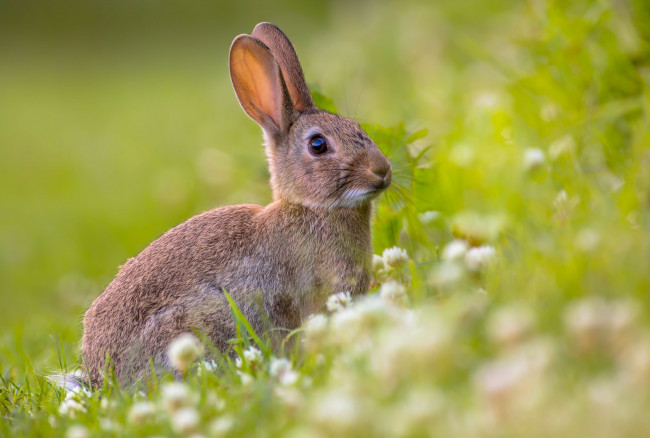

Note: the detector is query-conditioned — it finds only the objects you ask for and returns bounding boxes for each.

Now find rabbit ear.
[230,34,293,134]
[252,22,316,112]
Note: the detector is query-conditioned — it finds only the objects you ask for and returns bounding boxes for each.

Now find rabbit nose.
[369,160,392,189]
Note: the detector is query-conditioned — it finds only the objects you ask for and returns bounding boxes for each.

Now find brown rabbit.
[79,22,391,386]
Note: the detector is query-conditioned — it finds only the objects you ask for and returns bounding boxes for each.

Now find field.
[1,0,650,436]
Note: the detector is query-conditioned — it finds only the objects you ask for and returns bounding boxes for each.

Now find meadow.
[1,0,650,436]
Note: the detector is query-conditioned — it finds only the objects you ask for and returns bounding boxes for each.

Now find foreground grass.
[2,0,650,436]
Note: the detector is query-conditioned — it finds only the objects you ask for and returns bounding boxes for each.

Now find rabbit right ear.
[252,23,316,112]
[229,35,293,135]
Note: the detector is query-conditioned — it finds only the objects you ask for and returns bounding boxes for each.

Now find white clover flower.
[379,281,407,304]
[99,418,119,433]
[374,318,452,380]
[274,386,303,409]
[523,148,545,171]
[442,239,468,261]
[330,307,363,344]
[206,391,226,411]
[574,228,600,252]
[540,102,560,122]
[475,356,530,402]
[387,389,445,437]
[210,415,235,437]
[326,291,352,312]
[564,297,609,352]
[418,211,440,225]
[66,425,89,438]
[487,305,536,348]
[161,382,196,413]
[170,407,200,435]
[372,254,385,273]
[465,245,496,270]
[608,300,640,349]
[269,357,291,377]
[237,371,254,386]
[620,336,650,385]
[58,398,86,418]
[549,135,575,159]
[474,342,550,416]
[168,333,204,373]
[310,389,361,433]
[382,246,409,269]
[303,314,328,340]
[197,359,218,377]
[235,346,263,369]
[128,401,156,426]
[430,261,464,286]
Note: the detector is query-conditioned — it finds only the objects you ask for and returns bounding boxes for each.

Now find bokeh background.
[0,0,538,355]
[2,0,650,427]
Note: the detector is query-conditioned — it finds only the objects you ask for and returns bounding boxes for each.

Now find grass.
[1,0,650,436]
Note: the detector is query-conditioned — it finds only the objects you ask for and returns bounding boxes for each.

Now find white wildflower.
[575,228,600,252]
[608,299,640,349]
[465,245,496,270]
[382,246,409,269]
[442,239,468,261]
[418,211,440,225]
[379,281,407,304]
[475,341,551,416]
[66,425,88,438]
[128,401,156,426]
[387,389,445,437]
[210,415,235,437]
[371,254,385,274]
[487,305,536,348]
[330,307,363,343]
[168,333,204,373]
[523,148,545,171]
[310,389,362,433]
[304,314,329,340]
[237,371,254,386]
[274,386,303,409]
[99,418,119,432]
[549,135,575,159]
[553,190,579,221]
[374,318,452,380]
[269,358,299,386]
[58,397,86,418]
[564,297,609,352]
[326,291,352,312]
[430,261,464,286]
[206,391,226,411]
[197,360,218,377]
[235,345,263,369]
[540,102,560,122]
[269,357,291,376]
[161,382,196,413]
[170,407,200,436]
[619,335,650,384]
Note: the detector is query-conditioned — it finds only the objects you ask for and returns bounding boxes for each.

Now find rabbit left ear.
[252,22,316,112]
[229,34,294,135]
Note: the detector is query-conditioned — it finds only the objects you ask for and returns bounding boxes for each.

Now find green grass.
[2,0,650,436]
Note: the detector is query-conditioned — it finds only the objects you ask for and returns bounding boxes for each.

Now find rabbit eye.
[309,135,328,155]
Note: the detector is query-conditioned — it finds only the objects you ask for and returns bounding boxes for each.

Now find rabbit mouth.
[335,187,384,208]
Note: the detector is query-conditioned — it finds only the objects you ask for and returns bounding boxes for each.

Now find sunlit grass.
[2,0,650,436]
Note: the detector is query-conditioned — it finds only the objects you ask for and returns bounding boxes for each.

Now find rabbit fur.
[80,22,392,386]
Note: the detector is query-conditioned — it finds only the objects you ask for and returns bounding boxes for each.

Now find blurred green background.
[1,0,649,376]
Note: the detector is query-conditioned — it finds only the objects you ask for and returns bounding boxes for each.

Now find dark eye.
[309,135,328,155]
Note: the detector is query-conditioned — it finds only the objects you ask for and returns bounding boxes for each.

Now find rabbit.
[78,22,392,387]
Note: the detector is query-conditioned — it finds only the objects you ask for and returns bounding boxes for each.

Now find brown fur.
[81,22,391,386]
